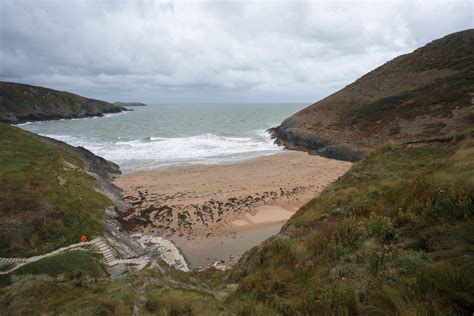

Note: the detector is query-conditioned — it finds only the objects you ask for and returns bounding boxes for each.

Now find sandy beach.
[115,150,351,268]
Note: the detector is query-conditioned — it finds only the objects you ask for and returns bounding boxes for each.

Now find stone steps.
[0,258,28,264]
[90,238,119,266]
[0,237,148,275]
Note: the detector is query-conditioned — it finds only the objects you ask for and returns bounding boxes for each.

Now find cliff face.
[272,29,474,161]
[0,82,127,124]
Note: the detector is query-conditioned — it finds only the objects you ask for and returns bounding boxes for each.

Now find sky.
[0,0,472,104]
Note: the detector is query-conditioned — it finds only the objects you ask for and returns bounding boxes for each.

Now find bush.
[408,186,473,221]
[327,217,365,259]
[297,281,357,315]
[365,213,397,243]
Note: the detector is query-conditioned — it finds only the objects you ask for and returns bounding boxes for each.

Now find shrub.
[327,217,366,260]
[365,213,397,243]
[409,186,474,221]
[368,248,396,275]
[297,281,357,315]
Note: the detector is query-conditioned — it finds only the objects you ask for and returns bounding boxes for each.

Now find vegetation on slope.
[15,250,107,278]
[229,129,474,315]
[0,259,231,315]
[0,81,126,124]
[0,124,112,257]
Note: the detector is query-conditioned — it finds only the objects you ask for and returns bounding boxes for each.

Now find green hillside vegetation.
[0,81,125,124]
[0,124,112,257]
[229,129,474,315]
[15,250,107,278]
[0,259,230,315]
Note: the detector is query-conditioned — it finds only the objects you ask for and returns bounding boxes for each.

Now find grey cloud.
[0,0,472,103]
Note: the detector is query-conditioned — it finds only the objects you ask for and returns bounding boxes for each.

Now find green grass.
[15,250,108,278]
[0,263,14,272]
[228,129,474,315]
[1,259,233,315]
[0,277,136,315]
[144,288,230,315]
[0,123,112,257]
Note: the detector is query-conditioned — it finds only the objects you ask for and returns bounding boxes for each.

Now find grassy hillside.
[14,250,107,278]
[0,259,231,315]
[229,129,474,314]
[0,124,113,257]
[273,29,474,161]
[0,82,126,124]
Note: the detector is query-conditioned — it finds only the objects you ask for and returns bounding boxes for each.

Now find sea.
[19,103,306,172]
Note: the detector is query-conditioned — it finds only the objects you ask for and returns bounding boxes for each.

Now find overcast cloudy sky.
[0,0,472,104]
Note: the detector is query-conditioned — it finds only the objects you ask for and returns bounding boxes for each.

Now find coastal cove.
[15,102,354,269]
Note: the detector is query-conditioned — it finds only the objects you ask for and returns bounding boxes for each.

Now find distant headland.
[114,101,147,107]
[0,81,127,124]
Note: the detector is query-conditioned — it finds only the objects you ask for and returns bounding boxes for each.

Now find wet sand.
[114,150,351,268]
[173,223,284,268]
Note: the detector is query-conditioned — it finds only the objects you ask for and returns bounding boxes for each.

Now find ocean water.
[19,103,305,172]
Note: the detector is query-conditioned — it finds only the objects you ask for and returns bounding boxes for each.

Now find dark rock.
[269,127,369,162]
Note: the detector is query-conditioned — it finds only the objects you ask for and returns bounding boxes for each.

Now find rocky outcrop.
[0,81,128,124]
[272,29,474,161]
[269,127,368,162]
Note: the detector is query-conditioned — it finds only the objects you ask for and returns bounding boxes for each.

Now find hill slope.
[229,129,474,314]
[0,82,126,124]
[272,29,474,161]
[0,124,121,257]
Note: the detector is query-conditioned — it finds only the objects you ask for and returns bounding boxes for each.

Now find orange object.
[80,235,88,242]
